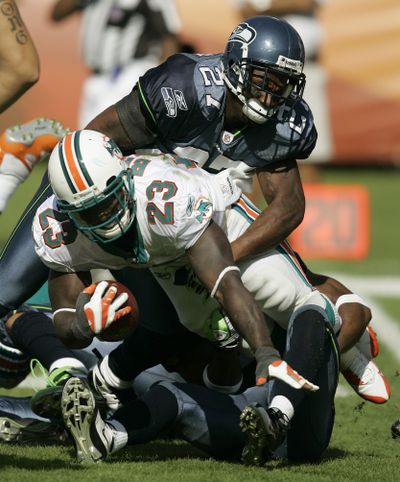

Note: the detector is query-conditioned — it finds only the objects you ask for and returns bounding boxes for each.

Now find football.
[97,280,139,342]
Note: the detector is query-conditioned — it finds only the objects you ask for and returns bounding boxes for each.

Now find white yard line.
[330,273,400,362]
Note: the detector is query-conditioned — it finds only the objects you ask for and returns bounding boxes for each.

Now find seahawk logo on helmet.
[48,129,136,243]
[228,23,257,46]
[222,16,306,124]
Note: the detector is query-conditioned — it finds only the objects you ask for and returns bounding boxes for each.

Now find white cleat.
[340,346,390,404]
[355,324,379,360]
[0,117,68,170]
[0,117,68,212]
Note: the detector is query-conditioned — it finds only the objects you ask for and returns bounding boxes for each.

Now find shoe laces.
[267,407,290,434]
[30,359,86,389]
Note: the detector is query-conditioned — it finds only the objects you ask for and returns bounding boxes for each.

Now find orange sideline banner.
[289,184,370,260]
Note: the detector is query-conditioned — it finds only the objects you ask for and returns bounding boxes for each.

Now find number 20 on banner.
[289,184,370,260]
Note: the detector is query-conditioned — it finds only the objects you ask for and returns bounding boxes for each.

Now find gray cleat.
[61,377,114,464]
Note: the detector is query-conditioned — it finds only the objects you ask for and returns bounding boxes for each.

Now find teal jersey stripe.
[231,195,261,224]
[241,194,261,214]
[276,244,312,288]
[232,204,254,224]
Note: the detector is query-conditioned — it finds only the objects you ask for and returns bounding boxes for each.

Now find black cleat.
[391,419,400,439]
[240,404,289,466]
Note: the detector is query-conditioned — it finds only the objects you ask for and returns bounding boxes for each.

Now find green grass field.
[0,164,399,480]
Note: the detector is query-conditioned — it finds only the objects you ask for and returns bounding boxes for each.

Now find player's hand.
[255,346,319,392]
[82,281,132,334]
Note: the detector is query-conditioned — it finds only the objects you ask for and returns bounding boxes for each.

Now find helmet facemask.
[225,58,305,124]
[58,169,136,244]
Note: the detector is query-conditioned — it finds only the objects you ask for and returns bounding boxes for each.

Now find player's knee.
[288,306,328,343]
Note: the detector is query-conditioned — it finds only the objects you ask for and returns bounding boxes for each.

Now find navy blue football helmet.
[222,16,306,124]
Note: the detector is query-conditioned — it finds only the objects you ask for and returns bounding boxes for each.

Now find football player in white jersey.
[32,129,344,463]
[33,129,333,380]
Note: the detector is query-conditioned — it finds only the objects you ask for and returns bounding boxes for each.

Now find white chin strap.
[242,98,277,125]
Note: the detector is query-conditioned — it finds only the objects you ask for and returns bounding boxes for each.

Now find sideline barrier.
[290,184,370,260]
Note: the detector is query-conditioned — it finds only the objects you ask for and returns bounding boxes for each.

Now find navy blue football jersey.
[117,53,317,173]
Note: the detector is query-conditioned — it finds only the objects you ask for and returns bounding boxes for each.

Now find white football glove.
[265,360,319,392]
[82,281,132,334]
[255,347,319,392]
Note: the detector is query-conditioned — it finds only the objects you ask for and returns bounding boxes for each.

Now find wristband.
[255,346,281,366]
[53,307,76,318]
[210,266,241,298]
[335,294,370,311]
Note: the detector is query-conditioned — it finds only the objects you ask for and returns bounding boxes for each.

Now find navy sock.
[10,311,76,370]
[113,384,178,444]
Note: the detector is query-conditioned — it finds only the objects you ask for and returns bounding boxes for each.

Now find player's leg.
[88,267,203,410]
[275,319,339,461]
[294,252,390,403]
[0,170,51,317]
[240,304,339,465]
[230,202,389,404]
[61,373,270,463]
[90,322,208,412]
[0,411,69,446]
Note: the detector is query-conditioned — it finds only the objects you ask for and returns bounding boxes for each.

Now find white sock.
[100,355,132,389]
[108,419,128,452]
[49,358,87,373]
[0,172,23,212]
[269,395,295,421]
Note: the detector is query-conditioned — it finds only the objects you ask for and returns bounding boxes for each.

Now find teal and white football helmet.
[48,129,135,243]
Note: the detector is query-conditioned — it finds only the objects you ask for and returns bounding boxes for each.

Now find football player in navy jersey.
[90,16,313,261]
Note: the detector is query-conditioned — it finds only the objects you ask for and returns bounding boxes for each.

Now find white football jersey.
[33,154,243,273]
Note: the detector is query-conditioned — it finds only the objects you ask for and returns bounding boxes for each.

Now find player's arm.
[86,91,157,155]
[49,269,133,349]
[48,269,92,349]
[231,158,305,262]
[187,221,317,390]
[187,221,273,354]
[294,251,372,353]
[0,0,40,113]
